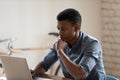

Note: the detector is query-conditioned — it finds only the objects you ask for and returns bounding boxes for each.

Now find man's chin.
[61,38,65,41]
[60,37,67,42]
[61,39,68,43]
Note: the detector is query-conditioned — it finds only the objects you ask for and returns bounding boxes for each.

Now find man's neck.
[68,32,80,46]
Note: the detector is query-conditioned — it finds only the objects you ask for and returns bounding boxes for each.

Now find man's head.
[57,8,82,25]
[56,8,82,44]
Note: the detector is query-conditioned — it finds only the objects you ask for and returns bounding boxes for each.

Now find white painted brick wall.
[101,0,120,79]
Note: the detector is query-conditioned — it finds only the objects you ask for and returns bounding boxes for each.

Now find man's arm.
[32,44,58,78]
[55,40,85,80]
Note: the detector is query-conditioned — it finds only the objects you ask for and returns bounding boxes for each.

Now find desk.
[0,74,71,80]
[39,74,71,80]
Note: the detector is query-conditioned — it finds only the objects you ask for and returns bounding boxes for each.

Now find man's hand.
[31,69,44,78]
[30,69,40,78]
[30,65,45,78]
[30,69,36,78]
[55,39,68,51]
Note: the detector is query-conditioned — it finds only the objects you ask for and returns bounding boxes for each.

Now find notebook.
[0,56,52,80]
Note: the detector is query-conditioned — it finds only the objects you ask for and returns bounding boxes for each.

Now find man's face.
[57,20,78,42]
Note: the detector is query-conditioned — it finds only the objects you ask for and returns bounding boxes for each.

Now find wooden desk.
[38,74,72,80]
[0,74,71,80]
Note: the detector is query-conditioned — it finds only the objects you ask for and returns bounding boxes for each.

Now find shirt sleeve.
[79,40,102,77]
[40,43,58,71]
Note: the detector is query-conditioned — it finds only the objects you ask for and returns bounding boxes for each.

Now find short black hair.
[57,8,82,25]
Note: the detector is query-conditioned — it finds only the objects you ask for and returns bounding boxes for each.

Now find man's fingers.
[30,70,38,78]
[30,69,34,74]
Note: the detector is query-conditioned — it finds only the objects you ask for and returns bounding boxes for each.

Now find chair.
[54,64,60,75]
[106,75,119,80]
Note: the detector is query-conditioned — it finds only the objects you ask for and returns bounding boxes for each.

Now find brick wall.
[101,0,120,79]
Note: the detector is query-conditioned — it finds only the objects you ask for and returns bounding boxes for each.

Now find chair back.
[106,75,119,80]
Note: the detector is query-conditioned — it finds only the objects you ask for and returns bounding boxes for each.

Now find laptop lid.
[0,56,33,80]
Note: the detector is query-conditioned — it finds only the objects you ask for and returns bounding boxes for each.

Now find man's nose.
[59,30,63,36]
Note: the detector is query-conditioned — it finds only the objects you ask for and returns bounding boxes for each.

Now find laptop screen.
[0,56,53,80]
[0,56,33,80]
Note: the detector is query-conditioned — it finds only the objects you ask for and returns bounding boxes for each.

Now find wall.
[101,0,120,79]
[0,0,56,70]
[0,0,101,76]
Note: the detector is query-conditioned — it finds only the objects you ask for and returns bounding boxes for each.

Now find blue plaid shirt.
[40,32,106,80]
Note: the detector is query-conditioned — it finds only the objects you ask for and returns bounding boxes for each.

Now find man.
[32,8,106,80]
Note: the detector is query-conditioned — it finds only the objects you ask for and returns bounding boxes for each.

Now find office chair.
[106,75,119,80]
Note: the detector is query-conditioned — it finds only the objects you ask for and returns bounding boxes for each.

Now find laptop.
[0,56,52,80]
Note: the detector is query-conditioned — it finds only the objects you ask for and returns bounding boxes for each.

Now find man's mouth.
[60,36,65,41]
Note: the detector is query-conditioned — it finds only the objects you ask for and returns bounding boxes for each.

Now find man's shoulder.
[80,32,100,47]
[82,32,99,43]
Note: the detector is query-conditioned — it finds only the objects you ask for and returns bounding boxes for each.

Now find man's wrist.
[57,48,63,54]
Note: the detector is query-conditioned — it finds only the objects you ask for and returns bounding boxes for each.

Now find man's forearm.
[33,64,45,76]
[57,49,85,80]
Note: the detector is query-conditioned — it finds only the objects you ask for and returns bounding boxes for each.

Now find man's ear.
[74,23,80,31]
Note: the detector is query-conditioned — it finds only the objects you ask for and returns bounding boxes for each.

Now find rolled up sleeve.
[79,40,101,77]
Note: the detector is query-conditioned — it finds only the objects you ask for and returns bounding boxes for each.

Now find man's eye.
[57,27,60,30]
[61,28,65,31]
